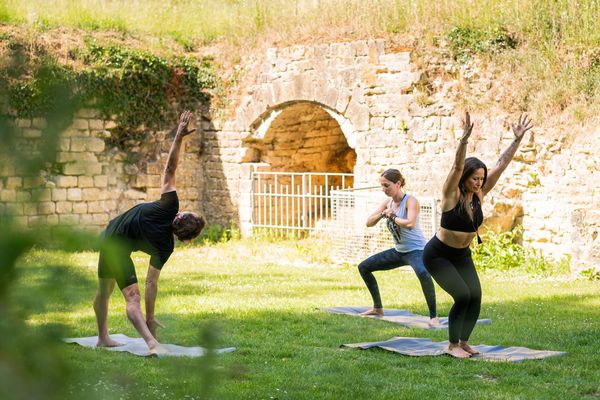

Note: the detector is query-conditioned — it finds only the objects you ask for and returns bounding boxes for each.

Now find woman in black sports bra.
[423,112,533,358]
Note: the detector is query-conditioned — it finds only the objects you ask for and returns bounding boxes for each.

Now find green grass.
[8,238,600,399]
[2,0,599,119]
[2,0,598,49]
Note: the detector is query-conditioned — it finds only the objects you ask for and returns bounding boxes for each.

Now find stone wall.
[213,39,599,272]
[0,109,205,231]
[1,39,598,272]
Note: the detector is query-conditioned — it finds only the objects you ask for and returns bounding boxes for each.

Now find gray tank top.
[386,194,426,253]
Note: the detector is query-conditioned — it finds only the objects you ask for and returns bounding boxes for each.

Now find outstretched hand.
[460,111,474,143]
[511,113,534,140]
[176,110,196,137]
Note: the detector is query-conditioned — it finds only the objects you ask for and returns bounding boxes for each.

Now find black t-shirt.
[104,191,179,268]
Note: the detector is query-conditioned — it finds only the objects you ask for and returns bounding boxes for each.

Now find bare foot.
[428,317,442,328]
[96,336,124,347]
[360,308,384,317]
[148,343,167,357]
[445,343,472,358]
[459,341,480,355]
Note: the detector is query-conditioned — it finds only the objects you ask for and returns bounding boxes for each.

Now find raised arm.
[482,114,533,195]
[162,110,196,194]
[441,112,473,208]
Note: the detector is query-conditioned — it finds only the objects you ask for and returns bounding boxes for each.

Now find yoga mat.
[322,306,492,330]
[342,336,566,362]
[64,334,236,358]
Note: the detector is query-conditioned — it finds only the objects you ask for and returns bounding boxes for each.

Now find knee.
[357,261,369,274]
[415,269,432,281]
[453,291,471,308]
[123,287,141,307]
[470,290,482,304]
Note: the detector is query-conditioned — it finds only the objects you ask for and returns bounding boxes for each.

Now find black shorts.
[97,235,138,290]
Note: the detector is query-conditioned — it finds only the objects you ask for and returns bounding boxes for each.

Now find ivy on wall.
[1,37,218,149]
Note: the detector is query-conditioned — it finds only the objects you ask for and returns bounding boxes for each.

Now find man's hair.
[172,212,206,241]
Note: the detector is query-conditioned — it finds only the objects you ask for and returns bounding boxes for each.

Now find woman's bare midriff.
[437,227,476,249]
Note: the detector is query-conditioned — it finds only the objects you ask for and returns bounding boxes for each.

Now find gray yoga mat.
[342,336,566,362]
[322,306,492,330]
[64,334,236,358]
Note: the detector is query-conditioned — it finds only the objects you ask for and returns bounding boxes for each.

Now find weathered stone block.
[6,203,23,216]
[82,188,101,201]
[86,137,106,152]
[67,188,82,201]
[38,202,56,215]
[59,214,80,225]
[32,118,48,129]
[78,176,94,188]
[92,213,109,225]
[32,188,52,201]
[6,177,22,189]
[89,119,104,130]
[51,188,67,201]
[28,215,47,227]
[72,202,88,214]
[22,129,42,138]
[0,189,16,202]
[70,138,87,152]
[94,175,108,187]
[56,201,73,213]
[124,189,146,200]
[16,191,31,202]
[24,202,37,215]
[345,100,370,131]
[70,119,89,130]
[55,176,78,188]
[16,119,31,128]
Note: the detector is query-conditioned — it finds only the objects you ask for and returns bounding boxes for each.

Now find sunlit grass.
[11,239,600,399]
[2,0,598,49]
[2,0,598,120]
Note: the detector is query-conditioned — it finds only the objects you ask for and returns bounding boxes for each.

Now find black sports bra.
[440,195,483,233]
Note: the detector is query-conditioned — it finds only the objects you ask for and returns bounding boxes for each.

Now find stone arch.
[242,101,356,180]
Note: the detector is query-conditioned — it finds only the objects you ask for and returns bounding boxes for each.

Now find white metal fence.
[251,172,353,237]
[329,187,438,265]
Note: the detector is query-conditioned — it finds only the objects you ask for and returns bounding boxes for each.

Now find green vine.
[1,37,217,150]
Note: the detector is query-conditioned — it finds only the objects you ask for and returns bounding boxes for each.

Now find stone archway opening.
[243,102,356,184]
[241,101,357,235]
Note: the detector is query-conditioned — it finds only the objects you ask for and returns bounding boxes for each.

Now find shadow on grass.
[11,258,600,400]
[58,292,600,400]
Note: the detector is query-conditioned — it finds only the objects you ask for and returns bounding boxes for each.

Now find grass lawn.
[11,239,600,400]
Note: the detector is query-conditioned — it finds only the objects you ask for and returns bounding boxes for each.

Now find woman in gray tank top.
[357,169,439,326]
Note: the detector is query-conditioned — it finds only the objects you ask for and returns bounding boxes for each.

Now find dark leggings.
[423,235,481,343]
[357,248,437,318]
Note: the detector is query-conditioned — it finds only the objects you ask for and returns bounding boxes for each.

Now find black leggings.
[423,235,481,343]
[358,248,437,318]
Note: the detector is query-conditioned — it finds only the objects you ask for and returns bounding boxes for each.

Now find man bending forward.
[93,111,205,353]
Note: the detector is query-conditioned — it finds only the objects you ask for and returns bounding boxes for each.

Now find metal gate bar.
[251,172,353,237]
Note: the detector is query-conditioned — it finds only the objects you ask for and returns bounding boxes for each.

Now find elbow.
[405,222,416,229]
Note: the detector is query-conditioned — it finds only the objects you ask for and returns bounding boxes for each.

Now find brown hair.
[458,157,488,219]
[380,168,405,187]
[172,212,206,241]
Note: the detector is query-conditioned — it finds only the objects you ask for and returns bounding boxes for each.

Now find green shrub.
[190,223,242,245]
[579,267,600,281]
[2,38,218,151]
[447,25,517,62]
[472,227,570,276]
